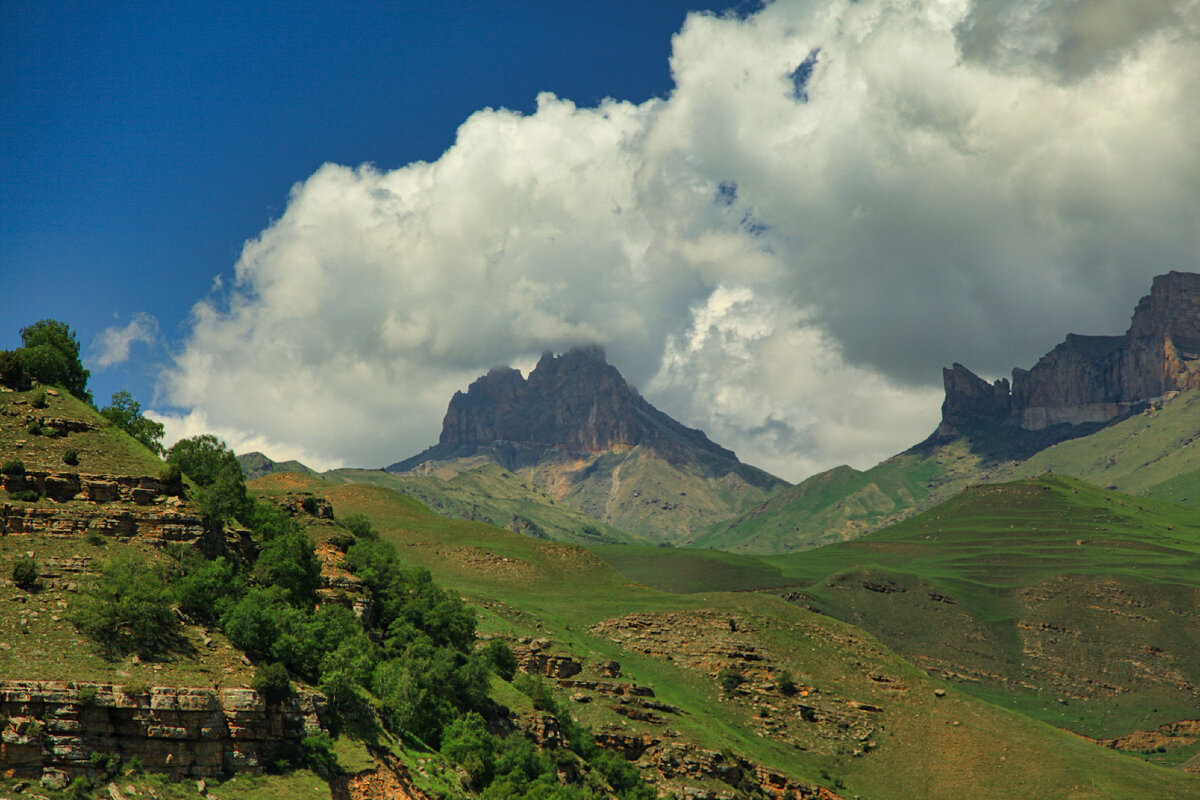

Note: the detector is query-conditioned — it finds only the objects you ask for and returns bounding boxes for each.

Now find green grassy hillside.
[0,388,166,477]
[692,438,994,552]
[324,464,651,545]
[251,471,1200,799]
[698,411,1132,553]
[1014,389,1200,501]
[603,475,1200,754]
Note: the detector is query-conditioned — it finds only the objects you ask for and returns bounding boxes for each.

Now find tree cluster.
[0,319,91,403]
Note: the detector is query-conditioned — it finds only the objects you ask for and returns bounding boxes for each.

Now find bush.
[89,751,121,781]
[252,662,293,704]
[63,448,79,466]
[442,712,497,789]
[27,422,42,436]
[718,667,745,695]
[778,669,797,696]
[9,488,41,502]
[300,495,320,514]
[72,555,183,660]
[18,319,91,403]
[0,350,30,390]
[13,556,40,590]
[77,685,99,705]
[1,459,25,476]
[31,392,48,409]
[342,513,377,540]
[483,640,518,681]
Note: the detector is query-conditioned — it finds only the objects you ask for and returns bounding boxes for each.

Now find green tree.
[18,319,91,402]
[441,712,497,789]
[253,529,322,606]
[168,435,250,526]
[101,391,165,455]
[72,555,182,659]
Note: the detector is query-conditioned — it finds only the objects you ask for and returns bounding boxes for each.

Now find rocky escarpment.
[1,681,323,782]
[941,271,1200,432]
[390,346,740,470]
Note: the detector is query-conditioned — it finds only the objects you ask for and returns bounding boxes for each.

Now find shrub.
[159,463,182,487]
[302,732,341,779]
[89,751,121,781]
[13,556,40,590]
[441,712,497,789]
[718,667,745,695]
[342,513,377,540]
[77,685,99,705]
[18,319,91,403]
[778,669,797,696]
[484,640,518,681]
[63,448,79,466]
[252,662,293,704]
[300,495,320,514]
[27,422,42,436]
[101,391,165,454]
[72,555,183,660]
[31,392,48,409]
[1,459,25,476]
[85,531,106,547]
[0,350,30,390]
[9,488,41,502]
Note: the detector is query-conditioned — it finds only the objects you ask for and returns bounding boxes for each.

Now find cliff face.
[402,345,736,466]
[942,271,1200,432]
[1,681,322,782]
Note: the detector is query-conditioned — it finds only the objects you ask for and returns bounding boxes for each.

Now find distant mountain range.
[242,271,1200,554]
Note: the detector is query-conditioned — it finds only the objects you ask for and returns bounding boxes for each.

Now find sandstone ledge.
[1,680,324,780]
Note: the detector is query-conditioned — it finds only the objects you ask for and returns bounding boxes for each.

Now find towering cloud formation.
[157,0,1200,481]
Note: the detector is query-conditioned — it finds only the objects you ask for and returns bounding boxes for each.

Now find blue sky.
[3,0,733,404]
[4,1,1198,480]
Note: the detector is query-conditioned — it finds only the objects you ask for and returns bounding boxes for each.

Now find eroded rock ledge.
[0,680,324,781]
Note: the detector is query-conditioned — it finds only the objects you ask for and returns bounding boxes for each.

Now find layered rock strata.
[0,681,323,781]
[942,271,1200,431]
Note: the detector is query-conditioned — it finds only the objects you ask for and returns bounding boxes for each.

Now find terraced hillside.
[251,471,1200,799]
[598,475,1200,774]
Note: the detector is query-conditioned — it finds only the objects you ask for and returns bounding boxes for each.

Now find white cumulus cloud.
[158,0,1200,482]
[90,313,159,369]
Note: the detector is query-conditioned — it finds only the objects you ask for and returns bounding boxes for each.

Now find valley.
[4,270,1200,799]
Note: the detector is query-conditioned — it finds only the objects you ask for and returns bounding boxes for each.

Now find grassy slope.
[0,388,166,477]
[324,464,651,545]
[693,438,1000,553]
[1014,389,1200,500]
[0,386,258,687]
[251,472,1200,800]
[558,446,783,543]
[610,475,1200,742]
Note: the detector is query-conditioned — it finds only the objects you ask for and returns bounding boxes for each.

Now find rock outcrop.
[390,346,740,469]
[0,681,323,780]
[942,271,1200,432]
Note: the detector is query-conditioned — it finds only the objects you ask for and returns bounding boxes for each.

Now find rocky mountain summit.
[387,346,784,542]
[942,271,1200,432]
[391,345,740,470]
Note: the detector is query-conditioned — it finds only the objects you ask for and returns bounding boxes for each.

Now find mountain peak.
[431,346,732,461]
